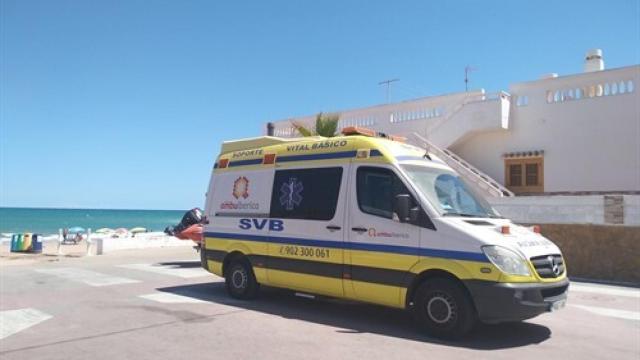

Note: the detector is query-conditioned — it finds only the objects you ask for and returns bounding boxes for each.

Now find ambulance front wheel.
[225,257,260,300]
[412,278,476,339]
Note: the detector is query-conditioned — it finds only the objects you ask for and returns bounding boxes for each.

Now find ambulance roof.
[215,134,449,170]
[220,136,324,154]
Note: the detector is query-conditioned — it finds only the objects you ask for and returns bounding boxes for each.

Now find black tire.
[225,257,260,300]
[411,278,476,339]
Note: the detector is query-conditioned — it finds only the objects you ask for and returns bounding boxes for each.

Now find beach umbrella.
[130,227,147,233]
[113,228,129,238]
[68,226,85,233]
[95,228,114,234]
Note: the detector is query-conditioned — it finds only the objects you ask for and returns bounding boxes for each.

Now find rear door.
[266,165,347,297]
[204,169,274,280]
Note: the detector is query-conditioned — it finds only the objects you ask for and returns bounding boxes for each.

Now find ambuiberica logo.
[368,228,409,239]
[220,176,259,210]
[279,177,304,211]
[232,176,250,199]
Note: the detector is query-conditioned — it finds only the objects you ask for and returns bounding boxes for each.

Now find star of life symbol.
[233,176,250,199]
[279,177,304,211]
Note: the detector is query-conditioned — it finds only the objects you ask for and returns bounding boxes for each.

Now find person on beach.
[74,232,82,243]
[63,228,69,242]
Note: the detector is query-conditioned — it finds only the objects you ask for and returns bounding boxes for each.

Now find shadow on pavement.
[156,282,551,350]
[156,260,201,268]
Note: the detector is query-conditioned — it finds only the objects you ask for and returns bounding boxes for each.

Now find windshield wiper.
[444,212,504,219]
[443,212,480,217]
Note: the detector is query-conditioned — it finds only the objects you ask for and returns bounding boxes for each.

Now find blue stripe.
[220,149,385,169]
[276,150,358,163]
[229,158,263,167]
[204,231,488,262]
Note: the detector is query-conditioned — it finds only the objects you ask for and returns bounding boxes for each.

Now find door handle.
[326,225,341,231]
[351,227,367,233]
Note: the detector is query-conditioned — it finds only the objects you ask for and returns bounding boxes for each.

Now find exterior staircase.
[409,133,514,198]
[425,91,510,148]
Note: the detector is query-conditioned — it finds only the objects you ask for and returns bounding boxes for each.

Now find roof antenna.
[464,66,477,92]
[378,78,399,103]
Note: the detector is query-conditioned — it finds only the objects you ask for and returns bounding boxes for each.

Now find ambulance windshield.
[401,165,500,218]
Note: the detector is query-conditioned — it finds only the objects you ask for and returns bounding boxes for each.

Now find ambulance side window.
[270,167,343,221]
[357,167,407,219]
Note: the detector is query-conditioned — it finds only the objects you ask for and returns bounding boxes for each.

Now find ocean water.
[0,207,186,235]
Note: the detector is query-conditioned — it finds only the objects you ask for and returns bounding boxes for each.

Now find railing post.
[57,228,63,255]
[86,228,92,256]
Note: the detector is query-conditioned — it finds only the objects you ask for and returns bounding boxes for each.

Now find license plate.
[549,299,566,312]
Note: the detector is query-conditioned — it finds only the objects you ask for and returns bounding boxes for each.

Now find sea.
[0,207,186,236]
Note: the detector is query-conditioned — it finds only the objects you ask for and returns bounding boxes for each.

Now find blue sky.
[1,0,639,210]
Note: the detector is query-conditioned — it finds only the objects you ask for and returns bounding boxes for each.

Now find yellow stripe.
[203,236,567,301]
[206,237,497,281]
[344,280,406,308]
[266,269,343,297]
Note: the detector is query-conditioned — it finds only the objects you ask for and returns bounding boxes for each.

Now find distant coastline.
[0,207,186,235]
[0,206,187,212]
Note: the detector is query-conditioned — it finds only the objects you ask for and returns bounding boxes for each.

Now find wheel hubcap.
[231,268,247,289]
[426,294,455,324]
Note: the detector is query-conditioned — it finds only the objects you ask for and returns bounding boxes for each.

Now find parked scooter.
[165,208,204,249]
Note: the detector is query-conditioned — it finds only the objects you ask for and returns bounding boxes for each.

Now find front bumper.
[464,278,569,323]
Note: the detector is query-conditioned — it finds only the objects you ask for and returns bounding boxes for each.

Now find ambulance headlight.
[482,246,531,276]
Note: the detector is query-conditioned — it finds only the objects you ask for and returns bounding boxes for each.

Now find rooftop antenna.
[378,78,399,103]
[464,66,477,92]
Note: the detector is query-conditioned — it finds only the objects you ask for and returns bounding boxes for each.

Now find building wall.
[267,65,640,193]
[537,223,640,284]
[489,194,640,226]
[623,195,640,225]
[451,65,640,192]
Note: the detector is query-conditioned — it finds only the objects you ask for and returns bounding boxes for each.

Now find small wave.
[1,232,59,239]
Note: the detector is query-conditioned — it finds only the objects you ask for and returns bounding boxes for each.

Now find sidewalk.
[0,233,194,266]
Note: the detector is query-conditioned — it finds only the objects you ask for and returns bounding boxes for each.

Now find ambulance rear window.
[269,167,343,221]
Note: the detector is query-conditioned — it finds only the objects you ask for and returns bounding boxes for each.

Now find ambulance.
[201,127,569,338]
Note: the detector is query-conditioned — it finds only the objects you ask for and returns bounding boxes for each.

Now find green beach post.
[16,234,24,252]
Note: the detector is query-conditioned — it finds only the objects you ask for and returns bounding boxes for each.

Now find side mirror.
[393,194,411,223]
[409,207,420,223]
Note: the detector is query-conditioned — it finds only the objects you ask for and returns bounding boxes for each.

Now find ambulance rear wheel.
[225,258,259,300]
[412,278,476,339]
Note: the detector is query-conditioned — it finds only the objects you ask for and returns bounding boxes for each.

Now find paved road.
[1,247,638,360]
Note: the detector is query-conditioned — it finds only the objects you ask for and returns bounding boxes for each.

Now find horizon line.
[0,206,189,212]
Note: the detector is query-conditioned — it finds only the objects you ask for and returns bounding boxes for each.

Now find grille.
[530,254,565,278]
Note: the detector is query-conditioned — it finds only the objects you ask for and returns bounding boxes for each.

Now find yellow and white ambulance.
[201,127,568,338]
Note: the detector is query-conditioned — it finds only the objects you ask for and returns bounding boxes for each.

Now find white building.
[265,50,640,226]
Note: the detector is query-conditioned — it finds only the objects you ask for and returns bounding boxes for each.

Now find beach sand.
[0,232,195,266]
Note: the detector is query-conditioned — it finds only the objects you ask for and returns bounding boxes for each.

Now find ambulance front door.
[346,164,421,307]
